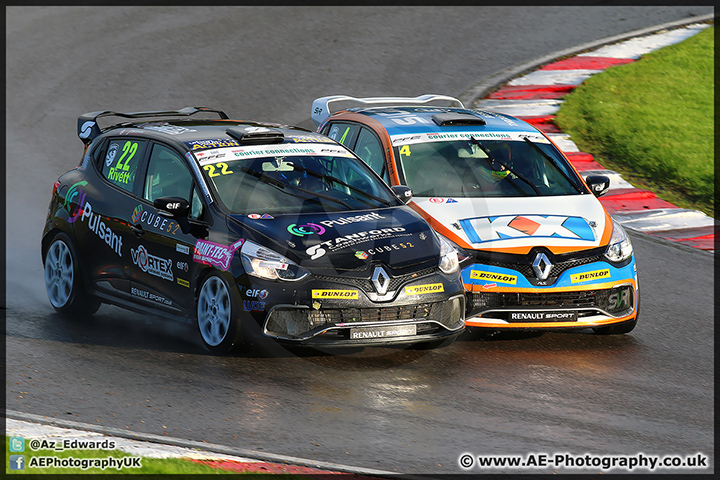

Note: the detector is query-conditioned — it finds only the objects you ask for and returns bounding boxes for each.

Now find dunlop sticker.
[405,283,444,295]
[470,270,517,285]
[311,289,359,299]
[570,269,611,283]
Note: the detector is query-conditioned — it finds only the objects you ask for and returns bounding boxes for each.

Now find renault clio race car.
[311,95,639,334]
[42,107,466,354]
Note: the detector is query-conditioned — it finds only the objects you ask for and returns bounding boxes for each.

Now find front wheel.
[43,233,100,315]
[196,274,242,354]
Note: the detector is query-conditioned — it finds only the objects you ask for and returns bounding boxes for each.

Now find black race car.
[42,107,465,353]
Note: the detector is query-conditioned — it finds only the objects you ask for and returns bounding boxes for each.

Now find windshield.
[195,144,399,214]
[393,134,585,197]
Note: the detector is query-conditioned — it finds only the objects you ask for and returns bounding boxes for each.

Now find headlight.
[240,240,310,281]
[604,221,633,263]
[438,235,460,275]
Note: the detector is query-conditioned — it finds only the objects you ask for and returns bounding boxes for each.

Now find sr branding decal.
[131,245,173,281]
[193,239,244,271]
[570,269,611,284]
[131,205,180,235]
[80,202,123,256]
[459,215,595,244]
[63,181,88,223]
[306,228,409,260]
[470,270,518,285]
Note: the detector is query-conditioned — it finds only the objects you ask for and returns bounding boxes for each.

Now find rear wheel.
[196,274,242,354]
[44,234,100,315]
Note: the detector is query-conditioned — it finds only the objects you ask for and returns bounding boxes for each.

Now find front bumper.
[463,257,638,330]
[258,270,465,346]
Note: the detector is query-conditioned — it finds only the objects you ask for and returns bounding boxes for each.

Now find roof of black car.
[77,107,328,148]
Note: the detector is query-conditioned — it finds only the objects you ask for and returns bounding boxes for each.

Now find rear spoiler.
[76,106,229,144]
[310,94,464,127]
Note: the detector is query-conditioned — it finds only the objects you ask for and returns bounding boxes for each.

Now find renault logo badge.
[532,252,552,281]
[371,266,390,295]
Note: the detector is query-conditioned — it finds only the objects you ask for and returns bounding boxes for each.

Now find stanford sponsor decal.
[193,239,244,271]
[305,227,409,260]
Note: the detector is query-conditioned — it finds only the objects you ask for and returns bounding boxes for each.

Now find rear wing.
[310,94,464,127]
[76,106,229,144]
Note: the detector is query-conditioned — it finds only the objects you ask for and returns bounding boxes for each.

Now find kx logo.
[459,215,595,244]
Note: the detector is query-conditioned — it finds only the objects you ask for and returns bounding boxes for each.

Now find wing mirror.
[154,196,191,217]
[585,175,610,197]
[154,196,192,234]
[391,185,413,204]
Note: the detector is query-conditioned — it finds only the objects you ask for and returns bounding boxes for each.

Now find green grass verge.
[4,436,289,475]
[555,25,714,217]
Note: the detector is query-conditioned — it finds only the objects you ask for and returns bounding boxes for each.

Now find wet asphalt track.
[5,6,714,475]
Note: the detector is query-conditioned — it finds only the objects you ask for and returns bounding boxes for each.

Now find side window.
[143,143,201,216]
[101,139,147,193]
[324,122,360,147]
[355,128,386,177]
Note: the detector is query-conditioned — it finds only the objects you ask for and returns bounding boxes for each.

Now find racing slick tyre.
[43,233,101,316]
[196,273,243,354]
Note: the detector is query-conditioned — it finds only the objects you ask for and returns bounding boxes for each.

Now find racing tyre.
[196,273,243,354]
[44,233,100,315]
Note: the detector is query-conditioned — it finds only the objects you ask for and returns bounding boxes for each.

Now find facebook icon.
[9,455,25,470]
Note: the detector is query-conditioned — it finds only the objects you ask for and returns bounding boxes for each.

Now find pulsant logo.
[319,212,384,228]
[193,239,245,271]
[64,181,88,223]
[80,202,123,256]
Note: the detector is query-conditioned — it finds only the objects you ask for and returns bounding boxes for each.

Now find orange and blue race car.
[311,94,638,335]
